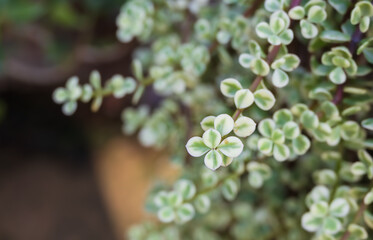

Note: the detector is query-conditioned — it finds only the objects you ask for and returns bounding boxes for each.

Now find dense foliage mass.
[53,0,373,239]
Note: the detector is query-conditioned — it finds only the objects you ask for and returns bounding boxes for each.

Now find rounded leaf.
[300,110,319,130]
[234,116,256,137]
[273,143,290,161]
[302,212,322,232]
[53,88,68,103]
[307,5,327,23]
[221,178,238,201]
[214,114,234,136]
[176,203,195,224]
[175,179,196,201]
[195,195,211,214]
[220,78,243,98]
[258,138,273,155]
[310,201,328,217]
[158,207,175,223]
[292,134,311,155]
[329,67,346,85]
[272,69,289,88]
[202,129,222,149]
[250,58,270,76]
[218,137,244,158]
[200,116,216,131]
[300,20,318,39]
[239,53,255,68]
[288,6,305,20]
[254,89,276,111]
[283,121,300,139]
[234,89,254,109]
[322,216,342,235]
[186,137,210,157]
[258,118,276,138]
[204,150,222,170]
[329,198,350,217]
[362,118,373,131]
[256,22,273,39]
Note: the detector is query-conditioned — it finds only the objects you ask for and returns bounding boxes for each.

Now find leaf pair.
[220,78,276,111]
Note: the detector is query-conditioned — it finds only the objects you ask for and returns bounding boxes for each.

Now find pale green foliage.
[52,0,373,239]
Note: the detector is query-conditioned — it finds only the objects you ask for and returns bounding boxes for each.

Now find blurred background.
[0,1,178,239]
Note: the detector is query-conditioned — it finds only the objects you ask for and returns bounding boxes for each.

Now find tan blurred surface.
[94,137,180,240]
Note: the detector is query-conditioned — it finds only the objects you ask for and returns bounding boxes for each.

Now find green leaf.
[176,203,195,224]
[365,191,373,205]
[62,101,78,116]
[322,216,342,235]
[348,224,368,239]
[214,114,234,136]
[250,58,270,76]
[258,118,276,137]
[234,89,254,109]
[186,137,210,157]
[273,109,293,127]
[272,69,289,88]
[273,143,290,161]
[233,116,256,138]
[301,110,319,130]
[200,116,216,131]
[362,118,373,131]
[291,103,309,117]
[288,6,305,20]
[167,192,183,207]
[258,138,274,155]
[248,171,264,188]
[194,195,211,214]
[272,129,285,144]
[239,53,255,68]
[309,87,332,101]
[154,191,168,207]
[204,150,223,170]
[256,22,273,39]
[329,67,346,85]
[283,121,300,139]
[220,78,243,98]
[329,198,350,217]
[218,137,244,158]
[53,88,68,103]
[158,206,175,223]
[221,178,238,201]
[270,17,286,34]
[90,70,102,90]
[175,179,196,201]
[278,29,294,45]
[358,150,373,166]
[320,30,351,43]
[81,84,93,103]
[364,211,373,229]
[254,89,276,111]
[221,154,233,167]
[300,20,318,39]
[280,54,300,71]
[301,212,322,232]
[340,121,360,140]
[293,134,311,155]
[310,201,328,217]
[202,129,222,149]
[307,5,327,23]
[328,0,350,14]
[351,162,366,176]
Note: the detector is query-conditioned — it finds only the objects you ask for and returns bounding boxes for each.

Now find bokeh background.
[0,1,178,239]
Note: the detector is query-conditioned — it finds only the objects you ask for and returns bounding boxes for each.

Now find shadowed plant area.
[4,0,373,239]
